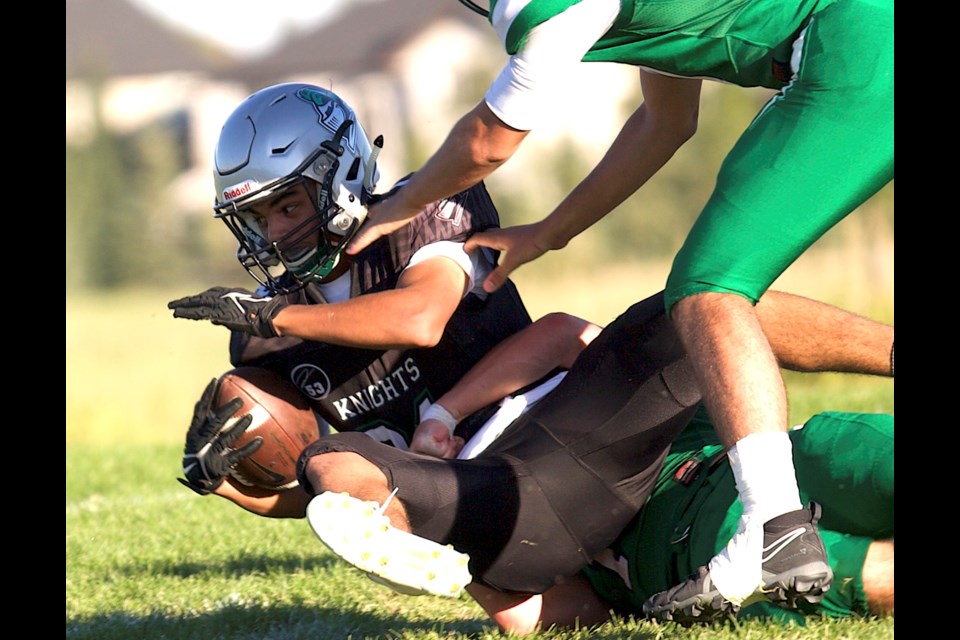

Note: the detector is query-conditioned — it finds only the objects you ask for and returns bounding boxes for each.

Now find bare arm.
[436,312,600,422]
[270,256,469,349]
[757,291,894,376]
[212,477,311,518]
[410,313,601,456]
[466,71,702,292]
[348,102,528,253]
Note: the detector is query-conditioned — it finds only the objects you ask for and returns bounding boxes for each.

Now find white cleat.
[307,491,472,598]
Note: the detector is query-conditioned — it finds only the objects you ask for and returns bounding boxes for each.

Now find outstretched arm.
[170,254,471,351]
[271,256,469,349]
[466,71,702,293]
[347,102,528,253]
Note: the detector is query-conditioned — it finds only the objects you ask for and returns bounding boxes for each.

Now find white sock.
[707,432,803,602]
[728,431,803,524]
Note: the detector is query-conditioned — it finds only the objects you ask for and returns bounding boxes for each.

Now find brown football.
[216,366,320,491]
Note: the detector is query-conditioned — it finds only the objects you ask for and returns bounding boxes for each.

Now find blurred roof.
[66,0,234,79]
[220,0,480,86]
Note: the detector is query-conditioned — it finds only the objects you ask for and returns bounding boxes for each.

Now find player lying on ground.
[168,83,534,496]
[200,288,891,627]
[296,291,893,632]
[484,409,893,633]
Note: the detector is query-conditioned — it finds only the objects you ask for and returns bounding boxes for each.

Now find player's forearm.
[399,102,527,213]
[536,98,696,251]
[214,479,310,518]
[437,313,600,422]
[757,291,894,376]
[272,278,463,349]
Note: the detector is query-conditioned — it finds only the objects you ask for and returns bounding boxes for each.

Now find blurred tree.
[66,82,132,291]
[66,84,243,291]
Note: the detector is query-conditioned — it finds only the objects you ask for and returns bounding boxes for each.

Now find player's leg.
[296,291,702,597]
[721,410,892,621]
[755,291,895,376]
[471,573,615,636]
[299,449,412,529]
[650,0,894,623]
[297,436,474,598]
[737,531,886,623]
[465,290,701,592]
[791,411,894,538]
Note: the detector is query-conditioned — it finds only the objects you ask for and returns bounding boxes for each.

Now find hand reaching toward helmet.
[464,222,554,293]
[167,287,289,338]
[346,187,422,255]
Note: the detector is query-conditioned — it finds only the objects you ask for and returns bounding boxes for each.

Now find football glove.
[178,378,263,495]
[167,287,288,338]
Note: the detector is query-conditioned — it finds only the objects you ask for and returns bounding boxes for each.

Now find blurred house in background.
[66,0,635,215]
[66,0,245,213]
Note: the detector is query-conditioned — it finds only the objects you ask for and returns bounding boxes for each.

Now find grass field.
[66,246,893,639]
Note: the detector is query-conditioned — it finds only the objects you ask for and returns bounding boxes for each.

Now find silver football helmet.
[212,83,381,293]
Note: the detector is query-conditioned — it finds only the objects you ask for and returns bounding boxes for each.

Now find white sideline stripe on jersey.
[457,371,567,460]
[406,240,481,297]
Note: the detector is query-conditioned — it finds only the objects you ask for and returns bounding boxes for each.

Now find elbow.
[658,102,698,147]
[401,313,448,349]
[537,312,602,368]
[675,111,699,145]
[468,136,512,168]
[461,107,520,168]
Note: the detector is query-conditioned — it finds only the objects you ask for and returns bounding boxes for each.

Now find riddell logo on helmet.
[222,182,254,200]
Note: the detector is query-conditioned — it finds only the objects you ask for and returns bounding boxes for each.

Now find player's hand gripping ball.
[178,367,320,495]
[215,367,321,491]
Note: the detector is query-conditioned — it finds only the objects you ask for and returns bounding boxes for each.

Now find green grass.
[66,251,893,639]
[65,442,894,639]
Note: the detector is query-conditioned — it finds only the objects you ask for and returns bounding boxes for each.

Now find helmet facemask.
[216,153,366,293]
[212,85,381,294]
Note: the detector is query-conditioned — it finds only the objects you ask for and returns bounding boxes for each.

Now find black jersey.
[229,181,532,447]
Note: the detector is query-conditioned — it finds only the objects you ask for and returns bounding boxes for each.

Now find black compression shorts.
[297,291,701,593]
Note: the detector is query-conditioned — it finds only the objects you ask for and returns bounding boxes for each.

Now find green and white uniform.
[582,410,894,621]
[486,0,894,310]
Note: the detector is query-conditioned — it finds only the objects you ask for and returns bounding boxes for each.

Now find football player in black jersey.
[168,83,538,499]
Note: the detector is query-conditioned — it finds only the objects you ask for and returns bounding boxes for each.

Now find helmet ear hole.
[346,157,361,182]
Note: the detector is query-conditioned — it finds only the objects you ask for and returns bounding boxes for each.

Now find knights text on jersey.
[229,181,532,446]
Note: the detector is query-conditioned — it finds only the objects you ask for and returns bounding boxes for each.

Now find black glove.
[167,287,288,338]
[178,378,263,495]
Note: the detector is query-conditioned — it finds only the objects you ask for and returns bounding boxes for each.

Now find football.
[215,366,320,491]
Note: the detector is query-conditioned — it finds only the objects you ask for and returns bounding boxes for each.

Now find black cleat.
[758,502,832,609]
[643,503,833,625]
[642,565,738,625]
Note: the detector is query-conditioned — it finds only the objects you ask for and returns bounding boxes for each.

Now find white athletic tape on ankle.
[422,403,458,436]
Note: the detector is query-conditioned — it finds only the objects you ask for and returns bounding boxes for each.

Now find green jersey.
[491,0,831,88]
[582,409,893,621]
